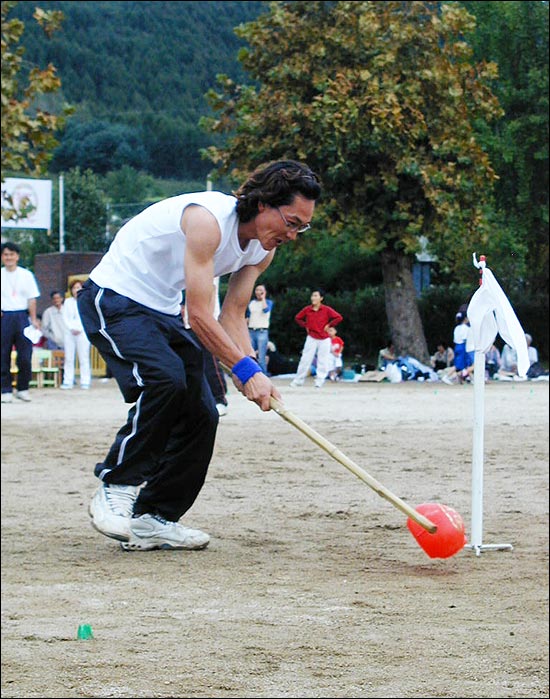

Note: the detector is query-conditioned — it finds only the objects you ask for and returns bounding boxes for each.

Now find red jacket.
[294,304,343,340]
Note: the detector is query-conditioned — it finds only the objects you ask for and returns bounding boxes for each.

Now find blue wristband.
[232,356,263,384]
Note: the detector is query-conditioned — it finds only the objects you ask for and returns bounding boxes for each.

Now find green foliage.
[459,0,549,294]
[260,227,383,292]
[1,0,72,220]
[203,1,505,361]
[51,119,149,174]
[10,0,267,180]
[102,167,158,205]
[4,0,547,359]
[54,167,107,252]
[205,1,503,268]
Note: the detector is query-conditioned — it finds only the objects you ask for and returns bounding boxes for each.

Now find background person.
[498,343,518,379]
[485,343,502,380]
[430,341,454,372]
[378,341,397,371]
[1,241,41,403]
[453,311,474,383]
[182,277,229,417]
[525,333,538,366]
[290,289,343,389]
[61,279,91,390]
[41,290,66,350]
[246,283,273,374]
[327,325,344,381]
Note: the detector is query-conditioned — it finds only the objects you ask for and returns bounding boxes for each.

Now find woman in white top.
[61,279,91,389]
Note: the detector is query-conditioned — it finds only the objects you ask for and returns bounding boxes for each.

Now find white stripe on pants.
[294,336,331,386]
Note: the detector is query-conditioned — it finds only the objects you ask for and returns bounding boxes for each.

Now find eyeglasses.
[275,207,311,234]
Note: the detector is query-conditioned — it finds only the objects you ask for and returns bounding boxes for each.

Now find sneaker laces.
[104,485,137,517]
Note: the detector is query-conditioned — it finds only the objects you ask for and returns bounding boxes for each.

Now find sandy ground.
[1,376,548,699]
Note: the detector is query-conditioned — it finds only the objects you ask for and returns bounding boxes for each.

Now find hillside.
[11,0,267,179]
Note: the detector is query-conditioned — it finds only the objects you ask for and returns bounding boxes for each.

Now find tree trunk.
[381,249,430,363]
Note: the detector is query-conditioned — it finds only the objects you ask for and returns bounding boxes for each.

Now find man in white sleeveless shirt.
[78,160,321,551]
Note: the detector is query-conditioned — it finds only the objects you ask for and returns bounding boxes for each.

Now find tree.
[1,1,72,221]
[202,1,503,361]
[461,1,549,295]
[50,118,149,175]
[54,167,107,252]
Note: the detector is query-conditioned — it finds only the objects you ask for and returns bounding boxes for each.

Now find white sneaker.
[60,384,73,390]
[289,380,303,388]
[89,483,140,542]
[216,403,228,416]
[1,393,13,403]
[121,513,210,551]
[15,390,31,402]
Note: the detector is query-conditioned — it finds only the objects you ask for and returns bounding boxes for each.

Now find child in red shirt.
[327,326,344,381]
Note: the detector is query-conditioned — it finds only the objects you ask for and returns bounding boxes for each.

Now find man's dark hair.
[235,160,321,222]
[50,290,63,298]
[1,241,20,254]
[312,288,325,298]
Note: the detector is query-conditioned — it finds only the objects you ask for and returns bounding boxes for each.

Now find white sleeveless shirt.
[89,191,268,315]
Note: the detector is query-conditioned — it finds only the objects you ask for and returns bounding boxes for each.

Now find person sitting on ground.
[378,341,397,371]
[431,341,454,372]
[497,343,518,380]
[525,334,538,366]
[485,343,501,380]
[265,340,296,377]
[524,334,548,380]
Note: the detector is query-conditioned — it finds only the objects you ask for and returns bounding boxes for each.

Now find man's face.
[52,293,64,308]
[310,291,322,306]
[255,195,315,252]
[1,249,20,270]
[255,285,265,299]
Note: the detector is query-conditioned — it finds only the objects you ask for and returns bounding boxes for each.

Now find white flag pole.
[471,348,486,552]
[59,174,65,253]
[466,254,513,556]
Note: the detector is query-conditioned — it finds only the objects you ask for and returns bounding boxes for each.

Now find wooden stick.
[222,363,437,533]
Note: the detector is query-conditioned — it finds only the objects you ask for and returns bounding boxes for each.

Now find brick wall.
[33,252,103,315]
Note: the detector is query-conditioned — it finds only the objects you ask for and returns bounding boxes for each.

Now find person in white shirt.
[61,280,91,390]
[246,283,274,373]
[1,242,41,403]
[525,334,538,366]
[453,311,474,383]
[76,160,321,552]
[41,290,66,350]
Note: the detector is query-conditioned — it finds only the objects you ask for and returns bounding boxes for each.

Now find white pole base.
[464,543,514,557]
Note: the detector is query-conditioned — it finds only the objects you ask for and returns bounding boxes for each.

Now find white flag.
[467,262,529,377]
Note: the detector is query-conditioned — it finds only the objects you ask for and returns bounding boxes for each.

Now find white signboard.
[1,177,52,229]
